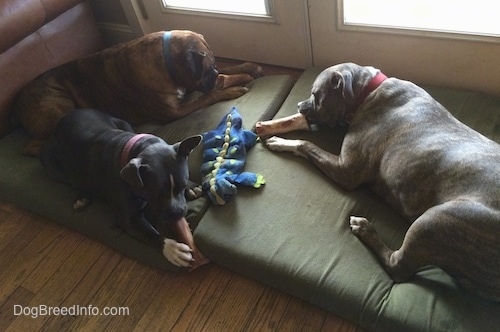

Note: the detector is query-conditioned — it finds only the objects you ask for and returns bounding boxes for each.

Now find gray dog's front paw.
[266,136,297,151]
[266,136,305,157]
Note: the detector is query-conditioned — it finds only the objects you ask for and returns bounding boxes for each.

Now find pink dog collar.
[120,134,154,168]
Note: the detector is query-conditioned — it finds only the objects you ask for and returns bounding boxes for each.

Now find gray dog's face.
[142,147,190,222]
[298,63,362,127]
[121,136,202,223]
[298,68,351,127]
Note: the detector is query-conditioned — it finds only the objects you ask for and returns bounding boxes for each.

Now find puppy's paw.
[185,184,203,200]
[163,238,194,267]
[349,216,375,239]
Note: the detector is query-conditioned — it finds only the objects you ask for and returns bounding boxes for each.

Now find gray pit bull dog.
[41,109,209,270]
[256,62,500,301]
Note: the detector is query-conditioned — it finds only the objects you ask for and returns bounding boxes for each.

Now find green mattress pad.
[194,68,500,331]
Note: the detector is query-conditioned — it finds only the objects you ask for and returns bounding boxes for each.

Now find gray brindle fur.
[266,62,500,301]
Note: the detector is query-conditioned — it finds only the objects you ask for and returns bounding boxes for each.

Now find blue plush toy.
[201,107,265,205]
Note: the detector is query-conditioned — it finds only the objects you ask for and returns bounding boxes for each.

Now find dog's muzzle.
[299,96,315,113]
[199,68,219,93]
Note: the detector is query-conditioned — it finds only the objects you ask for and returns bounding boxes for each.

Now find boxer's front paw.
[224,86,249,99]
[240,62,264,78]
[162,238,194,267]
[265,136,303,155]
[350,216,376,240]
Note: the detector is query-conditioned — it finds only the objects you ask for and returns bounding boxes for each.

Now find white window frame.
[338,0,500,43]
[160,0,277,23]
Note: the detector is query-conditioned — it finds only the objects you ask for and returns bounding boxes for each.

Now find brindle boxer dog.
[256,62,500,301]
[14,30,262,156]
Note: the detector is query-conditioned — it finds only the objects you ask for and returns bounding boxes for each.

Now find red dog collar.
[346,72,388,124]
[120,134,154,168]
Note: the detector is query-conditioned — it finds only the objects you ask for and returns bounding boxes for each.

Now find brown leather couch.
[0,0,103,137]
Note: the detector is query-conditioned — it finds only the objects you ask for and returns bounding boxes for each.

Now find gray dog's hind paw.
[349,216,375,237]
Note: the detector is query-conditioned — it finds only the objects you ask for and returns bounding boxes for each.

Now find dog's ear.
[187,50,207,79]
[331,71,354,102]
[120,158,146,188]
[175,135,203,158]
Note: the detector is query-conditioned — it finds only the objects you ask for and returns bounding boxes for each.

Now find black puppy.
[41,109,208,269]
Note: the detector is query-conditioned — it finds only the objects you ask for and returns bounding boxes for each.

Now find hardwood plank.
[242,286,293,331]
[37,314,76,332]
[0,214,60,303]
[68,258,157,331]
[40,249,123,331]
[32,236,106,303]
[169,265,233,332]
[132,265,211,332]
[199,271,266,331]
[104,265,166,331]
[61,246,123,305]
[0,201,17,214]
[277,298,328,331]
[21,227,84,294]
[0,208,32,253]
[6,236,106,331]
[321,313,359,332]
[0,286,35,332]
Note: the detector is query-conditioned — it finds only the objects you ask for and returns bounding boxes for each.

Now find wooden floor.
[0,201,360,331]
[0,61,361,331]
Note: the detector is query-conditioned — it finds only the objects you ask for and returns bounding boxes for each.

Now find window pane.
[163,0,269,16]
[343,0,500,37]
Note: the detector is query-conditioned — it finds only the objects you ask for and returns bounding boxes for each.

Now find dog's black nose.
[298,100,312,114]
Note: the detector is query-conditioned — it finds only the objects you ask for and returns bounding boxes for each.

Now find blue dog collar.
[162,31,176,78]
